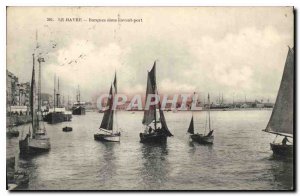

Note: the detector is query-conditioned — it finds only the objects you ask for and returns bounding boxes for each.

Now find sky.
[7,7,294,103]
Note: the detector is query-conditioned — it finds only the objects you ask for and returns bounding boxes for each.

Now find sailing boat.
[187,93,214,144]
[94,72,120,142]
[72,86,86,115]
[263,47,294,157]
[140,61,173,143]
[19,54,51,154]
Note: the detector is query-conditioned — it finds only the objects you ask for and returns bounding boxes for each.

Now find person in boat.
[23,133,30,141]
[282,136,290,145]
[148,126,153,134]
[156,127,162,134]
[207,130,214,137]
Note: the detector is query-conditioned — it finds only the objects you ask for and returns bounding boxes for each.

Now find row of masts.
[192,93,211,133]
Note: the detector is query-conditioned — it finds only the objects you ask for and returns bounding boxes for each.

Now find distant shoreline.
[101,108,274,112]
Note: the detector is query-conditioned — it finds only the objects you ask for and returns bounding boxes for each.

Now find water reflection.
[269,156,293,190]
[6,111,294,190]
[188,140,214,155]
[96,142,118,186]
[15,154,36,190]
[19,151,49,160]
[140,143,169,190]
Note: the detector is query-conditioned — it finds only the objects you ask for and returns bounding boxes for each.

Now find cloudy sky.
[7,7,293,103]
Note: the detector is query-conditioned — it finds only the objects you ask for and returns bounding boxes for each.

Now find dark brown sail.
[100,85,114,130]
[148,61,156,92]
[142,72,156,126]
[113,71,117,94]
[159,109,173,136]
[30,54,38,134]
[142,61,172,136]
[187,116,194,134]
[94,73,120,142]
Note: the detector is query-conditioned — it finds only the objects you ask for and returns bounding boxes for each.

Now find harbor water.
[6,110,293,190]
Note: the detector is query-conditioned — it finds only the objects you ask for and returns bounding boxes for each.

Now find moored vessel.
[7,157,29,190]
[43,76,72,124]
[7,126,19,138]
[72,86,86,115]
[19,53,50,155]
[63,126,73,132]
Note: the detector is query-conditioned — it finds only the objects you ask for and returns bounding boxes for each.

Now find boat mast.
[56,77,60,107]
[222,93,224,104]
[31,53,38,134]
[113,72,117,132]
[68,95,70,110]
[62,95,64,106]
[36,30,42,130]
[36,30,44,113]
[154,63,157,130]
[53,75,56,112]
[78,85,80,103]
[38,58,42,112]
[208,93,211,131]
[154,98,157,130]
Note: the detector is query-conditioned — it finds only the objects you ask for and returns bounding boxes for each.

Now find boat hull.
[139,132,167,143]
[94,133,120,142]
[63,127,72,132]
[270,143,293,157]
[191,134,214,144]
[7,130,19,138]
[72,107,86,115]
[43,112,71,124]
[19,136,50,155]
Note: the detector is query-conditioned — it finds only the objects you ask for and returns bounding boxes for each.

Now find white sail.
[265,47,294,136]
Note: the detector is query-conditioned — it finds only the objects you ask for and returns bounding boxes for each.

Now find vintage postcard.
[6,7,294,190]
